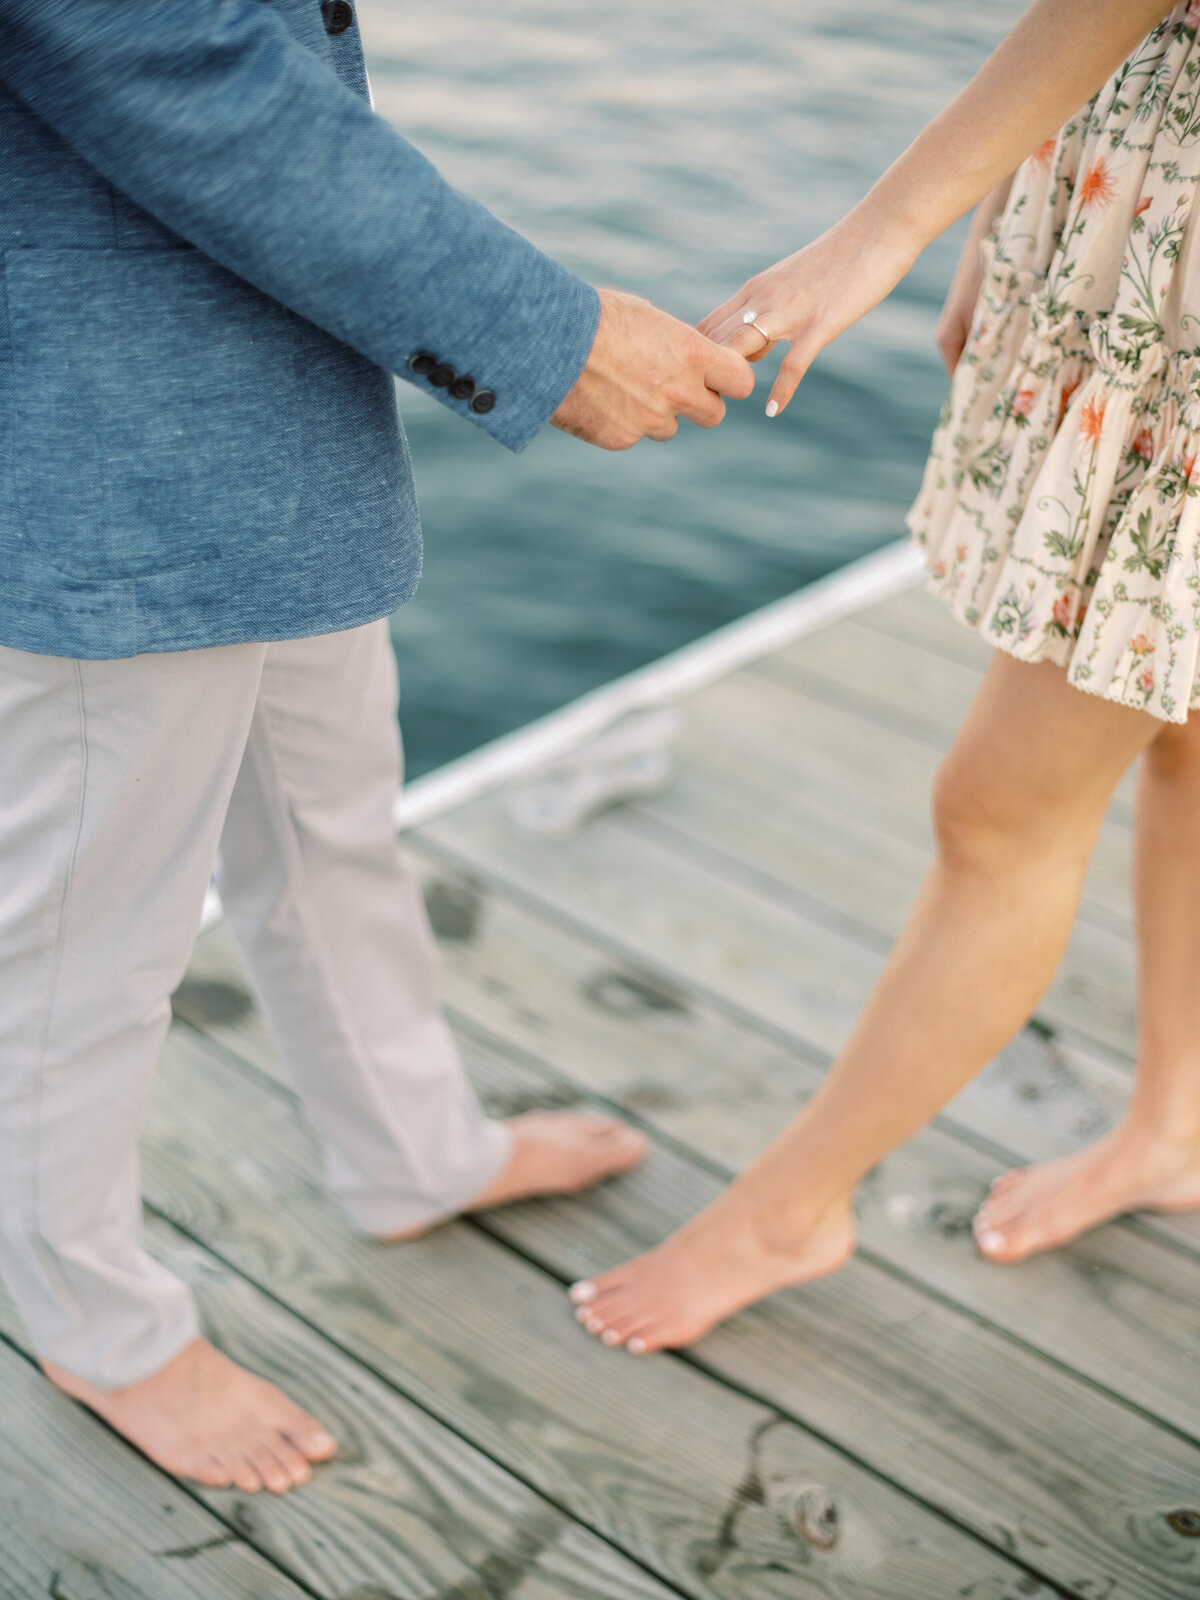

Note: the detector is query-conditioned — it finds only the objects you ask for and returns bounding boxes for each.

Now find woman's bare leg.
[974,710,1200,1261]
[571,653,1161,1353]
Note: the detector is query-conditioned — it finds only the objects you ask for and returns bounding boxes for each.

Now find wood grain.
[0,1329,308,1600]
[158,1005,1200,1600]
[418,782,1141,1092]
[137,1022,1060,1600]
[0,1223,679,1600]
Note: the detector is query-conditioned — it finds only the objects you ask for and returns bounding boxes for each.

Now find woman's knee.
[930,748,1018,872]
[1142,713,1200,788]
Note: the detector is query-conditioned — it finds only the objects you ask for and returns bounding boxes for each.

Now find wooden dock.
[3,553,1199,1600]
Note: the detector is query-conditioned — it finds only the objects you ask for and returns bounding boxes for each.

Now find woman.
[571,0,1200,1354]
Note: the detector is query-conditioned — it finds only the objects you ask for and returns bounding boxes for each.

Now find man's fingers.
[701,339,756,400]
[677,390,727,430]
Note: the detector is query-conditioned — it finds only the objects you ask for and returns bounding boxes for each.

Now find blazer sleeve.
[0,0,600,451]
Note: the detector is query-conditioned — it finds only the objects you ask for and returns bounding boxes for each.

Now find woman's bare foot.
[569,1187,857,1353]
[379,1111,650,1241]
[42,1337,337,1492]
[973,1123,1200,1263]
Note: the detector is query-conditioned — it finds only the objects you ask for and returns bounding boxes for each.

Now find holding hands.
[553,288,755,450]
[699,212,922,417]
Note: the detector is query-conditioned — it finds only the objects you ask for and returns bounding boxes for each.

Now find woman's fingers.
[765,338,818,417]
[698,289,751,338]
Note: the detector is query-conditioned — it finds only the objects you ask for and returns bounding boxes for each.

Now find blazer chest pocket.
[6,247,312,582]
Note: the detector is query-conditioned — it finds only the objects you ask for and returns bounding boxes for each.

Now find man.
[0,0,753,1494]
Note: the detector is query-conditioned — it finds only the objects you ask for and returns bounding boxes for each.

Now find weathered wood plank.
[140,1023,1063,1600]
[774,587,1141,814]
[0,1331,307,1600]
[650,669,1134,935]
[754,614,988,748]
[465,1095,1200,1600]
[0,1224,680,1600]
[853,584,1013,669]
[413,895,1200,1441]
[180,891,1196,1268]
[418,783,1141,1076]
[161,1001,1200,1600]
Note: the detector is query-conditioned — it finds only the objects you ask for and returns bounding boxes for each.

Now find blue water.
[362,0,1022,776]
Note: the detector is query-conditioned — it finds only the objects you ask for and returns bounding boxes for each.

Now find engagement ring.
[742,310,774,347]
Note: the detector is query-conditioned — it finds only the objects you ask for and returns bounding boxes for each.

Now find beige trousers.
[0,621,510,1388]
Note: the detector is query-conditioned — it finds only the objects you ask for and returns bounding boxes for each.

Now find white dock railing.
[201,536,922,927]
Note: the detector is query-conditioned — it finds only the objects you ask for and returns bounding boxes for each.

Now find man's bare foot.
[379,1111,650,1242]
[568,1187,857,1353]
[973,1123,1200,1263]
[42,1337,337,1492]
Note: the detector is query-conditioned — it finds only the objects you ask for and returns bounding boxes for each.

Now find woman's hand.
[699,209,922,416]
[703,173,1015,415]
[933,177,1012,375]
[934,249,985,377]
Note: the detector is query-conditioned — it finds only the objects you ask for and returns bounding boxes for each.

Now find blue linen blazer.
[0,0,600,658]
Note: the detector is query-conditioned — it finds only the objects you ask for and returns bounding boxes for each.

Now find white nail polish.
[569,1280,596,1304]
[976,1229,1005,1255]
[601,1329,622,1346]
[765,400,779,418]
[627,1337,647,1355]
[586,1316,604,1335]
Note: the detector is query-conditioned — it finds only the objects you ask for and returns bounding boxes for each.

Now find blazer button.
[470,390,497,415]
[321,1,355,33]
[449,376,476,402]
[408,350,438,375]
[428,364,456,388]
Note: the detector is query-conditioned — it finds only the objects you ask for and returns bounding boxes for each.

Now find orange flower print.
[1134,194,1154,217]
[955,543,968,563]
[1011,388,1036,419]
[1052,591,1074,631]
[1138,664,1155,697]
[1030,137,1057,170]
[1058,376,1081,421]
[1129,633,1155,657]
[931,558,947,580]
[1186,454,1197,481]
[1132,427,1155,460]
[1188,0,1200,29]
[1079,159,1118,209]
[1078,396,1106,446]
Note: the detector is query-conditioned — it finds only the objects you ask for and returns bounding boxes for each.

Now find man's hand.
[552,288,755,450]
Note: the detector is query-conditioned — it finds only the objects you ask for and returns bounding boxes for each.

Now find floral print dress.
[909,2,1200,720]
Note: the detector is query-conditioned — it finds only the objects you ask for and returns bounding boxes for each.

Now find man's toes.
[249,1443,297,1495]
[275,1445,315,1488]
[188,1453,234,1489]
[288,1416,337,1463]
[227,1453,266,1494]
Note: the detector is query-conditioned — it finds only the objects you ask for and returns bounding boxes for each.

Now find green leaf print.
[1123,508,1173,579]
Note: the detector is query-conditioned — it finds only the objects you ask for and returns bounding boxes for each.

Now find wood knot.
[583,969,688,1017]
[423,878,482,941]
[1168,1509,1200,1537]
[776,1484,840,1551]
